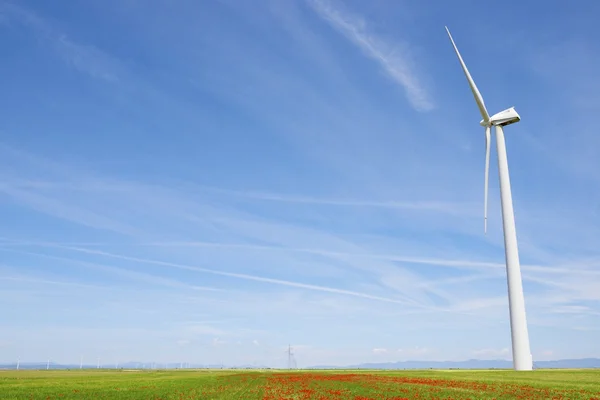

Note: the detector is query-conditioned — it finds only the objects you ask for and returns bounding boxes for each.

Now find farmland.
[1,369,599,399]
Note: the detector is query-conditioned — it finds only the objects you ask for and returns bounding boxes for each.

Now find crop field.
[1,369,600,399]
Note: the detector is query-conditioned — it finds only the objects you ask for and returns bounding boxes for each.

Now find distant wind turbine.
[445,26,532,371]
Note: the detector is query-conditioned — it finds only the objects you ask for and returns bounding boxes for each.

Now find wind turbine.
[445,26,533,371]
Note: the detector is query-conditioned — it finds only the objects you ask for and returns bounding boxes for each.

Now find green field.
[1,369,599,399]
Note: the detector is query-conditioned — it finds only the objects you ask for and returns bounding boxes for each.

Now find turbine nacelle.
[480,107,521,127]
[490,107,521,127]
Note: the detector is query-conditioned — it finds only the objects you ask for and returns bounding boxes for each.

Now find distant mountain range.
[309,358,600,370]
[2,358,600,370]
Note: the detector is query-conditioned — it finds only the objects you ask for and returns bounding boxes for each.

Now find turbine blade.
[484,126,491,234]
[445,26,490,124]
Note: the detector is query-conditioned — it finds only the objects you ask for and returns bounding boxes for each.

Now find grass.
[1,368,599,399]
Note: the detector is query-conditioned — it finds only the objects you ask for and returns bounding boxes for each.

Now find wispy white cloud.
[307,0,434,111]
[472,347,510,358]
[0,274,102,290]
[551,305,600,316]
[2,248,223,293]
[0,178,479,216]
[7,238,594,321]
[397,346,431,354]
[1,179,598,325]
[24,244,430,308]
[0,2,122,82]
[185,184,475,215]
[0,184,143,236]
[69,240,598,281]
[0,144,462,309]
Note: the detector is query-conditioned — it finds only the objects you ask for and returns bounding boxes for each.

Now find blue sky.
[1,0,599,368]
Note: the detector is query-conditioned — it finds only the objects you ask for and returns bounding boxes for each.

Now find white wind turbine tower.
[445,27,533,371]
